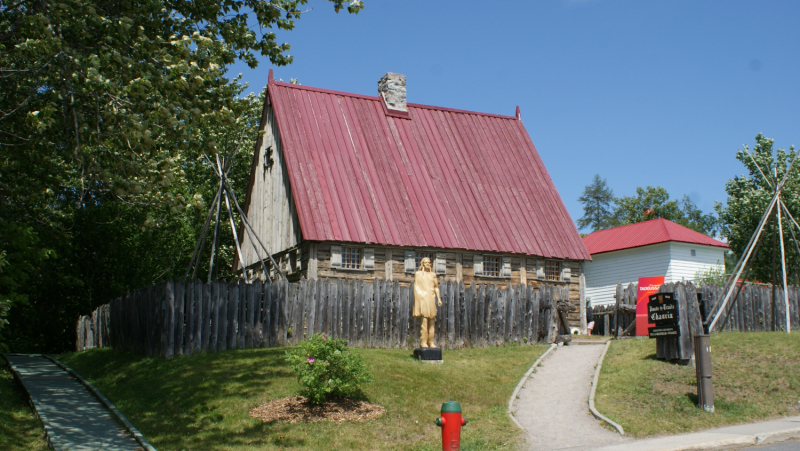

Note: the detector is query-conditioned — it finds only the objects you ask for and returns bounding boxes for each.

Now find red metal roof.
[265,75,591,260]
[582,218,729,255]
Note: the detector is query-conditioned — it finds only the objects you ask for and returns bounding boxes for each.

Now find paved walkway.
[512,343,631,450]
[511,342,800,451]
[4,354,144,451]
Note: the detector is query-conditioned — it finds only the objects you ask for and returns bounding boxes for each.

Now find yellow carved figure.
[413,257,442,348]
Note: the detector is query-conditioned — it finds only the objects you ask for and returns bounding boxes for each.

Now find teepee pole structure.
[183,131,284,284]
[206,179,224,283]
[707,150,799,333]
[777,203,791,332]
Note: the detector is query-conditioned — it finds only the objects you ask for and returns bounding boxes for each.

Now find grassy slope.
[0,363,48,450]
[59,345,548,451]
[595,332,800,437]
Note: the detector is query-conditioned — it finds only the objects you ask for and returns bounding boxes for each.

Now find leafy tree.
[677,195,720,237]
[614,186,718,236]
[615,186,680,225]
[716,134,800,284]
[577,174,616,232]
[0,0,363,351]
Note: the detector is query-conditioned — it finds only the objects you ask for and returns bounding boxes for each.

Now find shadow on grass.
[0,365,48,450]
[60,347,300,450]
[59,344,550,450]
[642,353,692,367]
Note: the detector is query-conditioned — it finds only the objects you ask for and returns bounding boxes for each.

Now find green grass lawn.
[58,344,548,450]
[0,363,48,450]
[595,332,800,437]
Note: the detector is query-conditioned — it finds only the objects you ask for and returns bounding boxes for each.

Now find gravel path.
[511,343,631,451]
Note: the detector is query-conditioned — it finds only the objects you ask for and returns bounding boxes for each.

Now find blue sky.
[230,0,800,231]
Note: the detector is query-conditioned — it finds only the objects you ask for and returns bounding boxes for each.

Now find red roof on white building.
[263,72,591,260]
[582,218,729,255]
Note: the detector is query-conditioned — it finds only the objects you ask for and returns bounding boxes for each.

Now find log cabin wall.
[256,241,584,328]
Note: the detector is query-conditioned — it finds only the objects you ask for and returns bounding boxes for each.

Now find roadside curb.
[592,417,800,450]
[507,343,557,432]
[588,340,625,435]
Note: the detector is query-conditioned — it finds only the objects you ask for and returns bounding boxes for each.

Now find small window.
[341,247,362,270]
[545,260,561,281]
[691,249,697,257]
[483,256,500,277]
[415,251,433,270]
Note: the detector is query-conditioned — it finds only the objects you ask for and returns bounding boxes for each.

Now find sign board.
[648,292,680,338]
[649,324,680,338]
[636,277,665,336]
[648,293,679,326]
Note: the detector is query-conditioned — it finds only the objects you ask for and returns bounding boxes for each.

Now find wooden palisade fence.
[590,281,800,360]
[76,278,573,357]
[589,283,638,337]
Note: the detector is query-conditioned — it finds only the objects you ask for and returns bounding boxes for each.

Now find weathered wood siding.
[259,242,584,327]
[240,102,301,268]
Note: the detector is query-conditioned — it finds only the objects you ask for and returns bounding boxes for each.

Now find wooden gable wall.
[240,100,302,268]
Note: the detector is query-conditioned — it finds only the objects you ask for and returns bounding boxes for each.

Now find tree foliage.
[577,174,616,232]
[0,0,363,351]
[615,186,718,236]
[715,134,800,284]
[577,180,718,236]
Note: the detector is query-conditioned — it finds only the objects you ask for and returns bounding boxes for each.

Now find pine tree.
[577,175,617,232]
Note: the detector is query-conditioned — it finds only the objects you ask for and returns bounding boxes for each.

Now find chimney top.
[378,72,407,112]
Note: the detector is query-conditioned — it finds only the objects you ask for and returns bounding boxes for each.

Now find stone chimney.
[378,72,407,112]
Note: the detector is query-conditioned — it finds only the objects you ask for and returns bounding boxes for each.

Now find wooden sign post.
[650,288,694,361]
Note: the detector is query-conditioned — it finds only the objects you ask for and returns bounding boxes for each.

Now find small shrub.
[285,333,372,405]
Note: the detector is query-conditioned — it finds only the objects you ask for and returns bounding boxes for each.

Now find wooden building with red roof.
[582,218,729,306]
[240,71,590,305]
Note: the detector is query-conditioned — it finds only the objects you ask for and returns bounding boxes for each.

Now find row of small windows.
[331,246,566,281]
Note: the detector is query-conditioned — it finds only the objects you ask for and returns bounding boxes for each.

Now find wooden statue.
[413,257,442,348]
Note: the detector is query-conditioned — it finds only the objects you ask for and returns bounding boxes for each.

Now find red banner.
[636,276,665,336]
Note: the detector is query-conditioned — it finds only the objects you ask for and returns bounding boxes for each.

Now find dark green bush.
[285,333,372,405]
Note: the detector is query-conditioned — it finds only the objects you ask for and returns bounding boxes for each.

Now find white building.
[582,218,728,306]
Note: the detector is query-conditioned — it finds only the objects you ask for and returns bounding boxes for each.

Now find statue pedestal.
[413,348,442,364]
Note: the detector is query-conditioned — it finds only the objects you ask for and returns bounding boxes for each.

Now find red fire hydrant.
[434,399,467,451]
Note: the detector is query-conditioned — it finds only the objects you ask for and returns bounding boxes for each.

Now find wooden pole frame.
[708,150,799,333]
[184,129,286,283]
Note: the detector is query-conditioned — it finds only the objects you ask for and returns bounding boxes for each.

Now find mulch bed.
[249,396,386,423]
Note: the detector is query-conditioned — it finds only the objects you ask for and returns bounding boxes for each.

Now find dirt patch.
[249,396,386,423]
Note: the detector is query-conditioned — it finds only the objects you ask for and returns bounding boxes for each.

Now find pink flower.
[323,334,327,340]
[308,358,315,363]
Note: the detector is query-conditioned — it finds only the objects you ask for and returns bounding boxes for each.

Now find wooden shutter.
[363,248,375,270]
[473,254,483,276]
[435,252,446,274]
[561,265,571,282]
[501,256,511,278]
[404,251,416,273]
[331,246,342,268]
[536,260,545,279]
